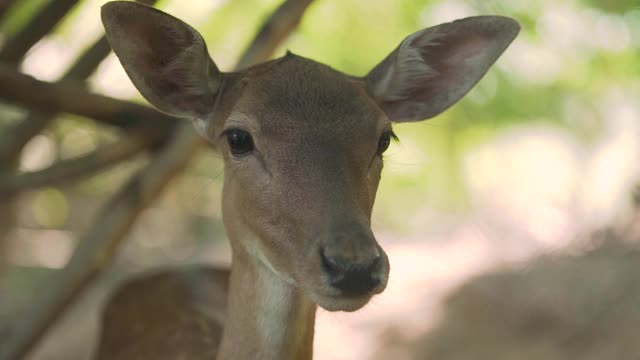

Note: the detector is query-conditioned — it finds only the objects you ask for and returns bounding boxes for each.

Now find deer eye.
[377,130,396,155]
[225,129,254,155]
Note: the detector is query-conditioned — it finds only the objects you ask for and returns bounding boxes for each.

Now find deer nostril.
[321,249,346,275]
[321,250,380,273]
[367,255,382,272]
[320,249,382,296]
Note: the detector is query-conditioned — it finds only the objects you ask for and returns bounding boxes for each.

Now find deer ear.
[365,16,519,122]
[101,1,223,127]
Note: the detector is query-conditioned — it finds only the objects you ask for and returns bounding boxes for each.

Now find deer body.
[97,267,229,359]
[99,2,519,359]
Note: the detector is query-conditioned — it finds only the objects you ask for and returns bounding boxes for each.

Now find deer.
[97,1,519,359]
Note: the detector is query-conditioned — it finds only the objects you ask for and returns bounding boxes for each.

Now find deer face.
[101,1,519,312]
[215,56,391,310]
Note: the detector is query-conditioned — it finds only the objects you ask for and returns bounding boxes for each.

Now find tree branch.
[60,0,158,81]
[0,125,205,360]
[0,35,112,165]
[236,0,313,69]
[0,0,315,358]
[0,132,158,194]
[0,65,178,133]
[0,0,160,169]
[0,0,81,65]
[0,112,49,166]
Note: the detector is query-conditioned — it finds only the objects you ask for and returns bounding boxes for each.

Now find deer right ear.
[365,16,519,122]
[101,1,223,129]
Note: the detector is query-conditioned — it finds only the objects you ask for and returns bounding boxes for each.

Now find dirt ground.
[374,231,640,360]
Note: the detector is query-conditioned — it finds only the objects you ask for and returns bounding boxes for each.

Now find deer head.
[101,1,519,314]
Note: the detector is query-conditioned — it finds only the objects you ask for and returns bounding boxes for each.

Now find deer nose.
[320,249,382,296]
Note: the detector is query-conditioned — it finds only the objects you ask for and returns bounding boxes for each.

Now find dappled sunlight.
[6,229,75,269]
[162,0,230,24]
[578,91,640,227]
[464,126,580,247]
[19,134,55,172]
[91,53,140,100]
[420,0,476,25]
[21,39,74,81]
[501,39,565,85]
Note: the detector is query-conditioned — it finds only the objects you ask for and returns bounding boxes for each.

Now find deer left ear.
[365,16,520,122]
[101,1,223,125]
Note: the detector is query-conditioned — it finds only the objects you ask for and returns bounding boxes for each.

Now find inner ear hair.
[365,16,520,123]
[101,1,224,121]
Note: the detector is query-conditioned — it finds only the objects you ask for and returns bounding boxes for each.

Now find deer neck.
[216,247,317,360]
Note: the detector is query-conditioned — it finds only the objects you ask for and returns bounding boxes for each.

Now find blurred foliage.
[0,0,50,36]
[581,0,639,14]
[31,188,69,228]
[0,0,639,234]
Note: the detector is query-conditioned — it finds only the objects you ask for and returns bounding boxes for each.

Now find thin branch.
[0,65,177,132]
[0,0,155,64]
[0,36,113,167]
[0,112,49,165]
[0,125,205,360]
[236,0,313,69]
[60,0,158,81]
[0,132,157,194]
[62,36,113,81]
[0,0,160,169]
[0,0,81,65]
[239,0,315,66]
[0,1,315,359]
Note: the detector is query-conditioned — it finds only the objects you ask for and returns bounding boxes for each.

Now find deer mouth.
[308,271,388,312]
[310,291,377,312]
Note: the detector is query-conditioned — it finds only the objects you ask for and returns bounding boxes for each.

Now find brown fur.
[97,267,229,360]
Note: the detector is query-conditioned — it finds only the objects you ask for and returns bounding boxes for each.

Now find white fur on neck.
[216,252,316,360]
[256,262,314,355]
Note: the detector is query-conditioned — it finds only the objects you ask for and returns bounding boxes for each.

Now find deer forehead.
[227,55,389,142]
